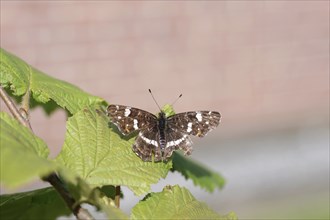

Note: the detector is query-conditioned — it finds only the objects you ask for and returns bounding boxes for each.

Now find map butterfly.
[107,93,221,162]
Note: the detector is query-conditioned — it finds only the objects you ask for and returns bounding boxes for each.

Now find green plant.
[0,48,236,220]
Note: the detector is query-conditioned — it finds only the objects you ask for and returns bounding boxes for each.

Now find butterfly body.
[107,104,221,162]
[157,112,167,150]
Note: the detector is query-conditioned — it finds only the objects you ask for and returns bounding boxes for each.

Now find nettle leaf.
[172,152,225,192]
[131,185,237,220]
[0,187,70,220]
[0,112,57,187]
[0,48,104,114]
[55,107,172,196]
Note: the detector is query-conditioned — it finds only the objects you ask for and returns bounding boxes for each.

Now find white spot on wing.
[187,122,193,132]
[133,119,139,129]
[166,136,186,148]
[196,112,202,122]
[151,140,158,147]
[117,116,122,119]
[124,108,131,117]
[141,135,150,144]
[141,135,158,147]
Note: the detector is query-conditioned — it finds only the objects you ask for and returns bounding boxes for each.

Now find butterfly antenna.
[149,89,162,111]
[171,93,182,106]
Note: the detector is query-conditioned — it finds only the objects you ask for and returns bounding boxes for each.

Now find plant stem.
[43,173,94,220]
[115,186,121,208]
[21,86,30,116]
[0,85,31,129]
[0,85,94,220]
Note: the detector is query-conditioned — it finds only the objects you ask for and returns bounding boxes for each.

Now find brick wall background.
[2,1,328,140]
[1,1,329,219]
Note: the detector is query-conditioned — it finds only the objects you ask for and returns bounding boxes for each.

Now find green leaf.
[100,185,123,200]
[131,185,236,219]
[172,152,225,192]
[162,104,176,117]
[0,48,104,114]
[55,107,172,196]
[0,187,71,220]
[0,112,57,187]
[57,168,128,219]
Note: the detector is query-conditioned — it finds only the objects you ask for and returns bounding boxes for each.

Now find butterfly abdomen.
[158,112,167,150]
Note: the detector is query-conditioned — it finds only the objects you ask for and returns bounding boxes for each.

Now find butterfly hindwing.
[163,128,193,159]
[133,129,162,162]
[133,129,193,162]
[167,111,221,137]
[107,105,157,135]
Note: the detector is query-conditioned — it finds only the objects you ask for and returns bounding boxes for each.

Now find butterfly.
[107,104,221,162]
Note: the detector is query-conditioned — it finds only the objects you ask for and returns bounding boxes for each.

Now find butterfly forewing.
[107,105,157,135]
[167,111,221,137]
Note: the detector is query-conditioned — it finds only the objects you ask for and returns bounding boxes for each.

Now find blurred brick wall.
[1,2,329,156]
